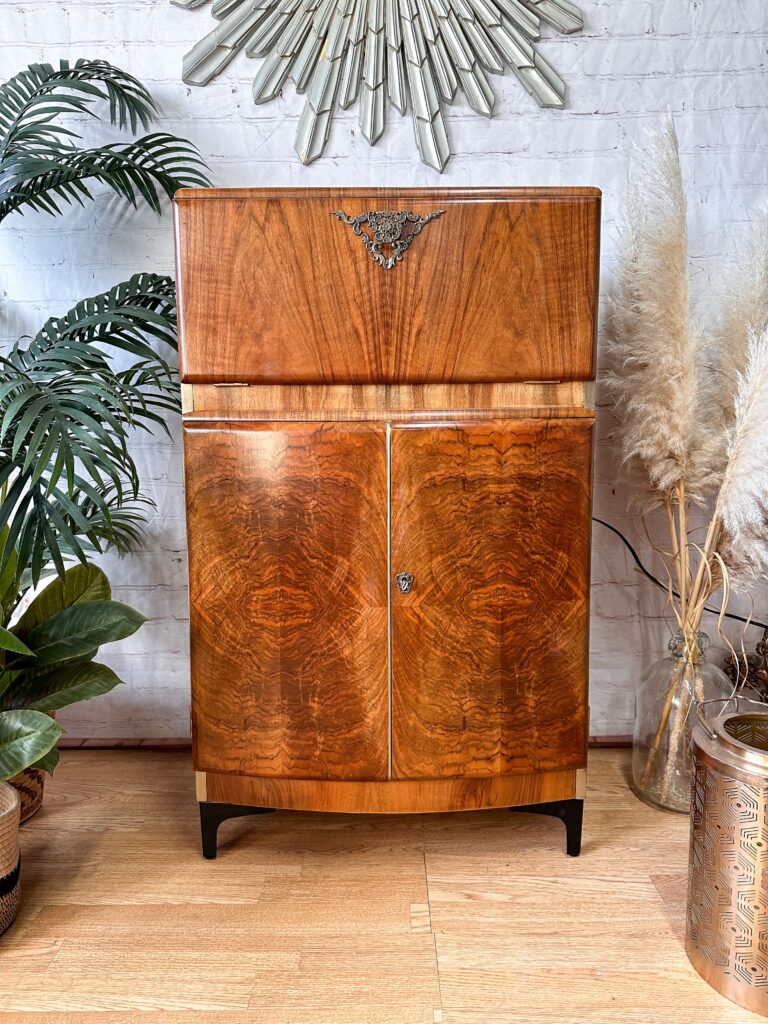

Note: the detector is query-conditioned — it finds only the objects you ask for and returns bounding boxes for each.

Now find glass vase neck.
[668,630,709,664]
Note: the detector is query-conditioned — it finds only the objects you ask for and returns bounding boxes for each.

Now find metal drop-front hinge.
[395,572,414,594]
[331,209,444,271]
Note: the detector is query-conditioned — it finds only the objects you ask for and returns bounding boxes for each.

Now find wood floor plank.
[245,935,442,1009]
[0,749,760,1023]
[0,1013,436,1024]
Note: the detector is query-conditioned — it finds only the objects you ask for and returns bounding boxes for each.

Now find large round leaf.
[14,563,111,640]
[0,708,62,781]
[2,661,121,713]
[25,600,146,666]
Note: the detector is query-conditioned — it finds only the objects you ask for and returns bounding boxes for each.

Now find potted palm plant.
[0,58,209,820]
[0,57,208,933]
[0,274,185,820]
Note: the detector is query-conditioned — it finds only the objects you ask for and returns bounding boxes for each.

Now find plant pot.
[0,782,21,937]
[8,767,46,823]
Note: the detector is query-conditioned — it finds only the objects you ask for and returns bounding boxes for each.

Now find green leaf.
[28,744,59,775]
[3,660,121,713]
[0,708,62,780]
[1,132,210,222]
[24,600,146,665]
[14,563,111,639]
[0,626,34,657]
[0,528,18,604]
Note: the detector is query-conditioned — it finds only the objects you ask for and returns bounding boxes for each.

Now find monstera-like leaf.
[0,564,145,778]
[0,708,62,781]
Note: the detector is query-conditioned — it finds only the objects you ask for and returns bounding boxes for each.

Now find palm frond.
[0,59,156,164]
[0,274,181,585]
[13,271,178,365]
[0,59,210,223]
[1,133,209,221]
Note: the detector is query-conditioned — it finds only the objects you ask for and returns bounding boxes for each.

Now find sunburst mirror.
[172,0,583,171]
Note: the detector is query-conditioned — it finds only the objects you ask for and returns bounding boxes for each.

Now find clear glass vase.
[632,631,732,812]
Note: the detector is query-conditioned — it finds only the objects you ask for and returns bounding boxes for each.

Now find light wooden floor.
[0,749,762,1023]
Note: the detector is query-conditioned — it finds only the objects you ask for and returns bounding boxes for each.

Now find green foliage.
[0,564,144,781]
[0,59,206,777]
[0,59,209,222]
[0,273,181,585]
[14,563,110,636]
[0,709,62,781]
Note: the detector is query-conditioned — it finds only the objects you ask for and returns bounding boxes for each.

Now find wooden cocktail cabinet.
[174,187,600,858]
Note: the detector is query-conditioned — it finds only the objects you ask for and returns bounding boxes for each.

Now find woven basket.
[9,767,46,823]
[0,783,21,937]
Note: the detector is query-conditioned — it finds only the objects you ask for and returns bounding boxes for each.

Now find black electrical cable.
[592,516,768,632]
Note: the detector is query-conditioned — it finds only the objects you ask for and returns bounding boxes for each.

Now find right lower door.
[391,418,593,780]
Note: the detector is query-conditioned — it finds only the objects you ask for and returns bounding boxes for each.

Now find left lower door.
[184,420,389,780]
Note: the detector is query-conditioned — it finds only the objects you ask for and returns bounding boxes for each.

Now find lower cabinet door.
[184,420,389,780]
[391,419,593,779]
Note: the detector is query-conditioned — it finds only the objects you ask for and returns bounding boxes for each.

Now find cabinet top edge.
[174,186,603,204]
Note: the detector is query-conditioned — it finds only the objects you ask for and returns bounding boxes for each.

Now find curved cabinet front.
[185,417,592,801]
[391,419,591,781]
[184,420,389,781]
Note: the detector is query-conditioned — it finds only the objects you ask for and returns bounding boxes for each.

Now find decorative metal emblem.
[332,209,443,270]
[171,0,584,171]
[395,572,415,594]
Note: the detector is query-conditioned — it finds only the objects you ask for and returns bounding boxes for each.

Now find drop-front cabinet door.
[391,419,593,780]
[184,420,389,780]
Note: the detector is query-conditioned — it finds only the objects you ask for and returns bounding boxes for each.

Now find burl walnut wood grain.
[174,187,600,385]
[184,420,389,780]
[391,419,593,780]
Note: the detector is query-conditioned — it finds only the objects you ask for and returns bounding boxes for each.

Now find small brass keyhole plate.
[395,572,414,594]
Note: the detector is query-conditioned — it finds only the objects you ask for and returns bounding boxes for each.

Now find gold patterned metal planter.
[687,698,768,1016]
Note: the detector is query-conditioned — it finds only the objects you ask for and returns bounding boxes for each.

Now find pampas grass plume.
[717,325,768,587]
[608,114,716,507]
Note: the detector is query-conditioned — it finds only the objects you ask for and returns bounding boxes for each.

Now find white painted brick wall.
[1,0,767,737]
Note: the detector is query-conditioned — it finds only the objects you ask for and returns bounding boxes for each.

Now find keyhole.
[396,572,414,594]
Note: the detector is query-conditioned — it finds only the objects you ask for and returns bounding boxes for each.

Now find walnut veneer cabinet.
[174,187,600,859]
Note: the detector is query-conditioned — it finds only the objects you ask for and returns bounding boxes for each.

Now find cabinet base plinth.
[197,768,586,858]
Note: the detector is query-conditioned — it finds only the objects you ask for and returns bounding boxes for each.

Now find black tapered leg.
[509,798,584,856]
[199,802,275,859]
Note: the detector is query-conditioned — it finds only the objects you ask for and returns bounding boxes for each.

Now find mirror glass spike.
[172,0,583,170]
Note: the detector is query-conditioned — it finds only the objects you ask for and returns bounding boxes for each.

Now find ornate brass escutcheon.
[331,209,444,270]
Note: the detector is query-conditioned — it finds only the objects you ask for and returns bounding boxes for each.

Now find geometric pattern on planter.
[687,757,768,1001]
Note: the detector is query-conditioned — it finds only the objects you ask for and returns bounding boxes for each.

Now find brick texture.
[1,0,767,737]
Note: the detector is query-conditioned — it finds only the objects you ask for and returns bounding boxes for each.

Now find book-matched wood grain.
[184,420,389,780]
[174,187,600,385]
[391,419,593,780]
